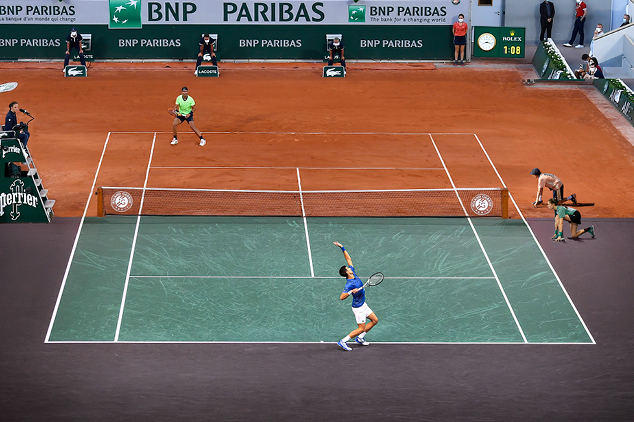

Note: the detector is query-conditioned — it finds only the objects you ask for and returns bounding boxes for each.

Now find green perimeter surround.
[0,25,454,60]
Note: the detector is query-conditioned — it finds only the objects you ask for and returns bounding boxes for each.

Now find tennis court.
[45,131,592,344]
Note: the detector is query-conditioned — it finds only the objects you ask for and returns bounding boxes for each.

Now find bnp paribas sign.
[0,0,467,26]
[109,0,142,29]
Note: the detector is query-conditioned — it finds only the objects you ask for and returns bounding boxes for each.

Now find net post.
[501,188,509,219]
[96,187,104,217]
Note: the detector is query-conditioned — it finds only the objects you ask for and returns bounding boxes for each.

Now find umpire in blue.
[195,34,217,74]
[4,101,30,148]
[328,37,346,69]
[63,28,86,69]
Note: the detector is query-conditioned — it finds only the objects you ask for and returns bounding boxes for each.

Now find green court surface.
[47,216,593,344]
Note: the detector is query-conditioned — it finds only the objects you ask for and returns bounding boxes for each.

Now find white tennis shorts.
[352,303,373,324]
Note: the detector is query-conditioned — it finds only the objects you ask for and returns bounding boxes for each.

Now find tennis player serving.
[170,86,206,146]
[334,241,379,351]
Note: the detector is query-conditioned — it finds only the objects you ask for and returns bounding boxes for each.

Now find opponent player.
[171,87,206,146]
[530,168,576,207]
[328,37,346,70]
[63,28,87,69]
[547,198,594,241]
[333,241,378,351]
[195,34,218,75]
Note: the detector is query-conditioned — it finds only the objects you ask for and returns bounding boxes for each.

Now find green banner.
[0,138,52,223]
[0,24,454,60]
[531,41,573,80]
[594,79,634,125]
[473,27,525,58]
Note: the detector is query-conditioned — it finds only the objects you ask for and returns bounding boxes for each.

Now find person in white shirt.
[590,23,604,56]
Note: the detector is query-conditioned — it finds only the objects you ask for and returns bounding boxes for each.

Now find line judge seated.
[328,37,346,70]
[195,34,217,75]
[63,27,86,70]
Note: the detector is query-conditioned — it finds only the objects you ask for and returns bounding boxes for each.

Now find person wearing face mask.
[452,14,467,66]
[63,27,86,70]
[621,14,630,27]
[563,0,588,49]
[328,37,345,70]
[4,101,30,149]
[539,0,556,41]
[574,53,592,78]
[584,57,604,79]
[590,23,604,56]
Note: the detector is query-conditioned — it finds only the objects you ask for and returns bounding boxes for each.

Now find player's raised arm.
[333,241,353,267]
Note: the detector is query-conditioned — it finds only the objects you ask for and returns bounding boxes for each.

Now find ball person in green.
[171,87,206,146]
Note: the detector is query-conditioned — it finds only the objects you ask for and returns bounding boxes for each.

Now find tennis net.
[97,187,509,218]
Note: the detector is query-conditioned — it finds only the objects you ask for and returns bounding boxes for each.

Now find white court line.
[45,340,593,345]
[151,166,445,170]
[114,133,157,342]
[296,168,315,277]
[429,134,528,343]
[44,132,112,343]
[472,134,596,344]
[128,275,496,279]
[110,131,477,135]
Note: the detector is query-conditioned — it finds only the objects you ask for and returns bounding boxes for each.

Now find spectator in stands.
[574,53,592,79]
[564,0,588,49]
[590,23,604,56]
[63,27,86,69]
[585,57,605,79]
[539,0,556,41]
[195,34,217,75]
[452,14,467,66]
[4,101,30,148]
[621,14,631,27]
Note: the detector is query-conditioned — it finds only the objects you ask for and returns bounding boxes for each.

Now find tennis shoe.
[355,337,369,346]
[199,138,206,146]
[588,226,595,238]
[337,340,352,351]
[171,139,178,145]
[575,45,585,48]
[563,43,573,47]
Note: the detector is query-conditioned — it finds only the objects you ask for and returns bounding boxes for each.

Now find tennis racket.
[0,82,18,93]
[361,272,384,289]
[167,108,182,117]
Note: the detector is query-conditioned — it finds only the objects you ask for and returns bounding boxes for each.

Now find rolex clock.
[477,33,496,51]
[473,27,525,58]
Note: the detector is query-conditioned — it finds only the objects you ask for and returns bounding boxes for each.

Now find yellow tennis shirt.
[176,95,195,115]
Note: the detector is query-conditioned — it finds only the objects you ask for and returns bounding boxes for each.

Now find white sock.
[342,336,350,343]
[358,332,365,340]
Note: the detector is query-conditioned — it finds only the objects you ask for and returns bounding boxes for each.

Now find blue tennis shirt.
[343,266,365,308]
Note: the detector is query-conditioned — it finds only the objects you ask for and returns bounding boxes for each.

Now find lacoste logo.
[67,67,84,76]
[326,68,342,76]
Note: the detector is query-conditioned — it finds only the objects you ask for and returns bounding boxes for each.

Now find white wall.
[594,24,634,66]
[504,0,613,44]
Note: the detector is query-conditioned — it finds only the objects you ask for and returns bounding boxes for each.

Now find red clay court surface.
[1,60,634,218]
